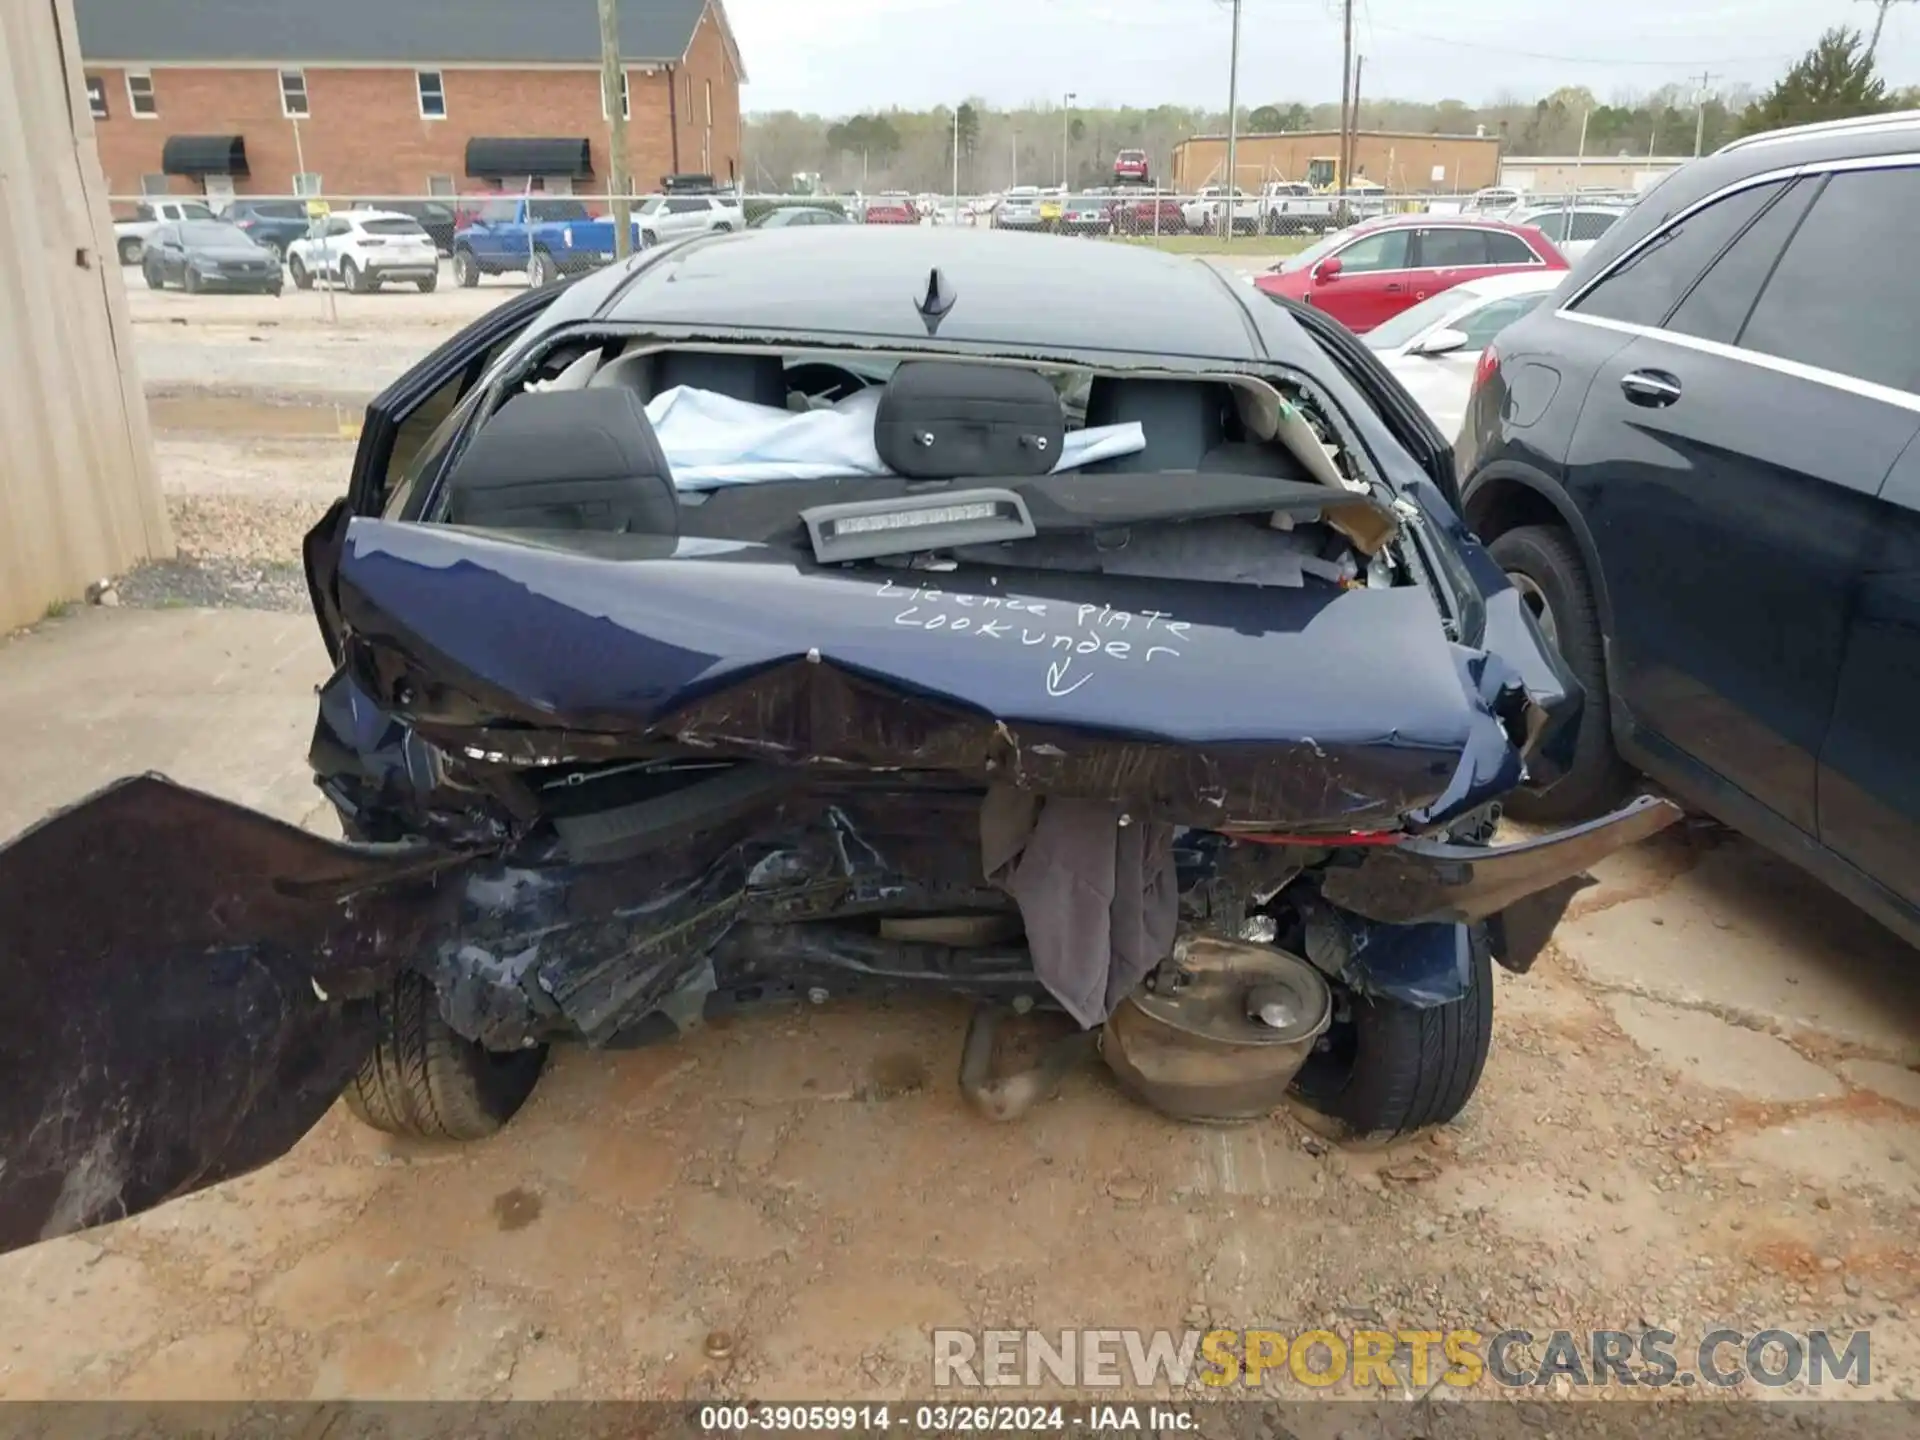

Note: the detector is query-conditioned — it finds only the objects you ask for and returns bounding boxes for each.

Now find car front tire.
[118,237,144,265]
[1291,927,1494,1140]
[417,273,438,293]
[343,971,548,1142]
[1487,525,1631,823]
[289,255,313,290]
[452,247,479,288]
[528,250,557,287]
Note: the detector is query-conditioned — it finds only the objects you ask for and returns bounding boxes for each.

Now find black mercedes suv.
[1457,110,1920,948]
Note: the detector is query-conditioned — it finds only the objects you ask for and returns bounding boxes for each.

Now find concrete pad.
[0,606,330,835]
[1839,1058,1920,1112]
[1604,994,1841,1101]
[1556,838,1920,1063]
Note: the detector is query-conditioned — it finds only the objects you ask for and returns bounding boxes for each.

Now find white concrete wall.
[0,0,170,629]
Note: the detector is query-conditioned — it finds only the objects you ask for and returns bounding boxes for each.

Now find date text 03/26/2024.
[697,1404,1193,1432]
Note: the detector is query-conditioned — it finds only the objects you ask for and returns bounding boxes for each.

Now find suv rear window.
[362,218,428,236]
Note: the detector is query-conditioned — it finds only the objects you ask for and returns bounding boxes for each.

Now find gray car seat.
[443,389,679,535]
[1081,377,1231,472]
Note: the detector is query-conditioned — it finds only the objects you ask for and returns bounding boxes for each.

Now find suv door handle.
[1384,283,1404,293]
[1621,369,1682,407]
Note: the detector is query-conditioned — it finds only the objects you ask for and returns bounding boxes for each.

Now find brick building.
[74,0,746,203]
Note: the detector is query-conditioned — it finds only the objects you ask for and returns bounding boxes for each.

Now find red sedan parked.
[1255,215,1568,333]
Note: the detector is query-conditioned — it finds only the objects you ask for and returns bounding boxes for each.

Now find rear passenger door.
[1557,165,1920,840]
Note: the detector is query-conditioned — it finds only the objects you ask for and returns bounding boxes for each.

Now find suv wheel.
[289,254,313,290]
[342,258,366,293]
[452,247,480,288]
[343,971,548,1141]
[1291,927,1494,1140]
[528,250,558,287]
[117,236,143,265]
[1487,525,1631,822]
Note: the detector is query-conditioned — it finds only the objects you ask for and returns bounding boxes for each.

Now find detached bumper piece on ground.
[0,228,1681,1258]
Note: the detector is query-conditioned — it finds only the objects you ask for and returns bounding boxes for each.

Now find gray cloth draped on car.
[979,785,1180,1027]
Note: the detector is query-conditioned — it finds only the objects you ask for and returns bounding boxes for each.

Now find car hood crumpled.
[334,517,1555,833]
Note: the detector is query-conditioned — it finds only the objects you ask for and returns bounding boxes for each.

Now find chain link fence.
[106,185,1634,274]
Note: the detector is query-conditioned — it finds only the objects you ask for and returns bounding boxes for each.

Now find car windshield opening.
[179,222,251,245]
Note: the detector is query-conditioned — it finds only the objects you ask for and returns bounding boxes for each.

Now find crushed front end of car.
[0,232,1679,1256]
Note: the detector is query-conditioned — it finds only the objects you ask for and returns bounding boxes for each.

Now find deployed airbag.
[643,385,1146,488]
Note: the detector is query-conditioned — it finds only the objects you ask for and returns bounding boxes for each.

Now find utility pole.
[1692,70,1716,158]
[1862,0,1919,67]
[1060,91,1077,187]
[952,107,960,226]
[1349,53,1364,195]
[1338,0,1354,203]
[1223,0,1242,245]
[597,0,631,258]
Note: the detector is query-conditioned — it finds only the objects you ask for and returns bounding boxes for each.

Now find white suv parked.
[285,210,441,293]
[637,193,744,245]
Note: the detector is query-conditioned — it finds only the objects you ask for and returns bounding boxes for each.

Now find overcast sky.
[725,0,1917,114]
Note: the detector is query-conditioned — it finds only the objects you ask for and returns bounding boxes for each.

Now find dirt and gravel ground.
[4,268,1918,1417]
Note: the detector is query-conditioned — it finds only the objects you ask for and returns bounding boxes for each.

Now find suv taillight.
[1472,344,1500,394]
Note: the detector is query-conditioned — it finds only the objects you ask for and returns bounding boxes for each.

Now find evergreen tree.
[1738,27,1895,136]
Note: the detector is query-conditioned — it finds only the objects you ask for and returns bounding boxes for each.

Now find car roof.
[338,209,419,223]
[1567,110,1920,278]
[576,227,1319,365]
[1356,213,1536,232]
[1444,269,1567,300]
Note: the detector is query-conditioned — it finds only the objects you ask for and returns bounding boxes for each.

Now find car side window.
[1459,293,1547,349]
[1417,229,1490,267]
[327,218,352,238]
[1484,230,1538,264]
[1527,212,1570,242]
[480,199,518,224]
[1569,210,1619,242]
[1664,179,1814,344]
[1735,166,1920,394]
[1570,181,1784,327]
[667,197,707,214]
[1334,229,1411,272]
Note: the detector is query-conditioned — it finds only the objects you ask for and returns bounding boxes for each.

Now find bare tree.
[1860,0,1918,64]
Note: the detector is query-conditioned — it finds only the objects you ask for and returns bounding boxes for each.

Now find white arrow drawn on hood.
[1046,657,1092,698]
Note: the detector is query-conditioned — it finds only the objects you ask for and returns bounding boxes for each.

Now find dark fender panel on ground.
[0,776,466,1256]
[1318,795,1684,968]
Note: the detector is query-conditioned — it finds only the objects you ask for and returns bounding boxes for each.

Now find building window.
[603,70,629,121]
[280,69,310,118]
[705,79,712,127]
[292,172,323,197]
[86,75,108,119]
[126,71,156,117]
[417,70,447,119]
[140,173,169,196]
[427,174,455,197]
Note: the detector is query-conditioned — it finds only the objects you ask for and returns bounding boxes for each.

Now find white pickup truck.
[1256,181,1337,235]
[1180,186,1259,236]
[114,199,219,264]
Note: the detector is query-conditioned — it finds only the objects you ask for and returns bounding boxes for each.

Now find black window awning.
[465,137,594,180]
[161,135,249,177]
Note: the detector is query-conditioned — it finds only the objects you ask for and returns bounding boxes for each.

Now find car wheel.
[342,258,365,293]
[531,250,560,287]
[289,255,313,290]
[1487,524,1631,822]
[142,262,163,290]
[1290,925,1493,1140]
[452,247,479,288]
[342,971,548,1142]
[416,273,438,293]
[641,229,658,247]
[264,240,285,263]
[118,236,143,266]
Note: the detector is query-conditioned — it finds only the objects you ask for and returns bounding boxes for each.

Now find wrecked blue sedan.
[0,229,1678,1255]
